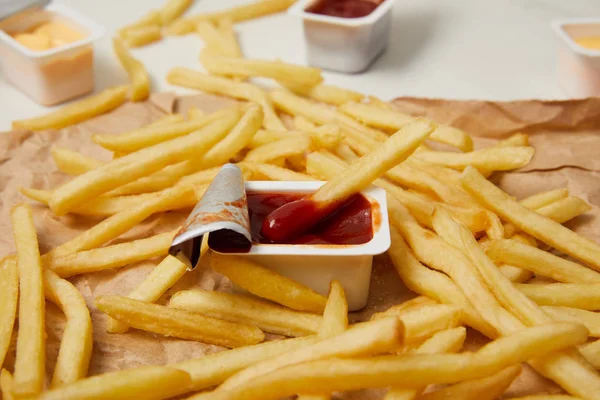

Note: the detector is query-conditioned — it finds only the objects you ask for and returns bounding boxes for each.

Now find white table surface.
[1,0,600,131]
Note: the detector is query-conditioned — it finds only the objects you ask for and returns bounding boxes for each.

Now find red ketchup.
[306,0,382,19]
[252,192,373,245]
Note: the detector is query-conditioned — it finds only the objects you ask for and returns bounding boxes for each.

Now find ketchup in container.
[306,0,383,19]
[249,192,373,245]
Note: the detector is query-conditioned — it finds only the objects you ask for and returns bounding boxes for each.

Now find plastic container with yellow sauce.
[0,3,104,105]
[552,19,600,98]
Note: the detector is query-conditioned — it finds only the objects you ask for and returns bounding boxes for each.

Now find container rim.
[214,181,391,256]
[0,2,105,60]
[552,18,600,57]
[288,0,396,27]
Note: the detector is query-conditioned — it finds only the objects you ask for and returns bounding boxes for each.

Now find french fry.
[201,50,323,88]
[414,146,535,171]
[334,142,359,162]
[203,322,587,400]
[580,339,600,369]
[196,21,232,55]
[113,38,150,101]
[51,146,104,175]
[11,204,45,397]
[305,84,364,106]
[93,106,241,153]
[95,295,265,347]
[245,136,312,163]
[169,289,322,337]
[107,255,188,334]
[122,25,162,47]
[217,19,243,58]
[384,327,467,400]
[507,396,581,400]
[12,85,129,130]
[294,115,317,130]
[372,304,462,344]
[542,306,600,337]
[36,366,191,400]
[50,115,239,215]
[486,239,600,284]
[167,68,285,131]
[44,269,93,387]
[181,0,297,28]
[187,108,205,120]
[159,0,193,25]
[496,132,529,147]
[515,283,600,310]
[499,264,533,283]
[217,317,403,392]
[462,165,600,271]
[119,10,161,37]
[386,223,496,337]
[0,258,18,369]
[50,185,195,257]
[106,161,200,196]
[47,230,175,278]
[249,162,314,181]
[339,102,474,152]
[318,281,348,339]
[431,206,600,398]
[419,365,522,400]
[0,370,13,400]
[519,188,569,210]
[210,254,327,313]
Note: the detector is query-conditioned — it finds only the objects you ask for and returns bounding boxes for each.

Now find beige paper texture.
[1,93,599,398]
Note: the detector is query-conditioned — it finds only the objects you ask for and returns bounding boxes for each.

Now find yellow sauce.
[574,36,600,50]
[11,21,85,51]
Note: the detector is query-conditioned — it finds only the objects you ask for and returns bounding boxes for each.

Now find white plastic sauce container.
[0,3,104,105]
[289,0,395,73]
[552,18,600,98]
[219,181,391,311]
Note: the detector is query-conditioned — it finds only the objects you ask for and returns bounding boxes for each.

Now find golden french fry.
[96,295,265,347]
[113,37,150,101]
[249,162,314,181]
[384,327,467,400]
[201,50,323,88]
[107,255,188,334]
[334,143,359,162]
[167,68,285,131]
[495,132,529,147]
[293,115,316,130]
[185,0,297,26]
[373,304,462,344]
[519,188,569,210]
[187,108,205,120]
[415,146,535,171]
[484,211,504,240]
[107,161,199,196]
[386,223,496,337]
[305,84,364,106]
[297,395,328,400]
[0,258,18,369]
[0,370,13,400]
[169,289,322,337]
[542,306,600,337]
[159,0,193,25]
[318,281,348,339]
[515,283,600,310]
[217,18,243,58]
[580,339,600,369]
[217,317,403,392]
[499,264,533,283]
[44,269,93,387]
[36,366,191,400]
[339,102,474,152]
[48,230,175,278]
[51,146,104,175]
[11,204,45,397]
[50,185,195,257]
[462,166,600,271]
[245,136,311,163]
[196,21,232,55]
[203,322,587,400]
[210,254,327,313]
[486,239,600,283]
[93,106,241,153]
[431,206,600,397]
[175,336,319,391]
[507,396,581,400]
[12,86,128,130]
[163,18,195,35]
[419,365,522,400]
[50,116,238,216]
[122,25,161,47]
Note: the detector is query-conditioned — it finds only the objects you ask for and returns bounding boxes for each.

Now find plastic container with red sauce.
[0,3,104,105]
[213,181,390,311]
[289,0,395,73]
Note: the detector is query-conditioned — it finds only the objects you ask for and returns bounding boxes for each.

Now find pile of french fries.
[4,0,600,399]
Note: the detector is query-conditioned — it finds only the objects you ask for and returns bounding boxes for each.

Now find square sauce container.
[289,0,395,73]
[0,3,104,105]
[215,181,391,311]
